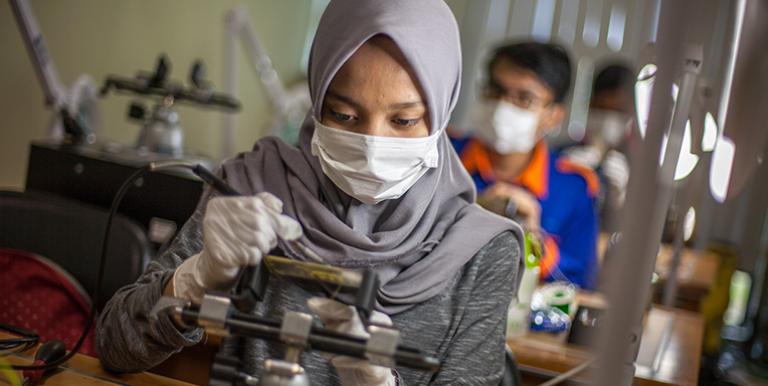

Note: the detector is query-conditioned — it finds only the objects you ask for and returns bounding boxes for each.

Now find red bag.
[0,248,96,356]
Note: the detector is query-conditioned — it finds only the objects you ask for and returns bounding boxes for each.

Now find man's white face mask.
[586,108,630,147]
[310,118,439,205]
[472,99,541,154]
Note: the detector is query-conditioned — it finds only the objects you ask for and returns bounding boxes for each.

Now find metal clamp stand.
[100,55,241,158]
[139,256,439,386]
[209,355,259,386]
[207,311,312,386]
[257,311,313,386]
[141,296,431,386]
[199,295,234,338]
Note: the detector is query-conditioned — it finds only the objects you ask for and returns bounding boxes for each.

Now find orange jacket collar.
[460,139,497,183]
[512,141,549,200]
[460,139,549,200]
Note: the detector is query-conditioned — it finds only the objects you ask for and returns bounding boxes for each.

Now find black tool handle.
[192,165,241,196]
[22,340,67,382]
[355,268,379,322]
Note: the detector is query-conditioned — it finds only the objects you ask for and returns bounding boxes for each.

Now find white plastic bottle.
[507,233,542,336]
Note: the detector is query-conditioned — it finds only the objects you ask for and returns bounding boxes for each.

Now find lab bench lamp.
[10,0,101,146]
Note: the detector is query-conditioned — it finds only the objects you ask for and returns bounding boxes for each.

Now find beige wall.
[0,0,314,189]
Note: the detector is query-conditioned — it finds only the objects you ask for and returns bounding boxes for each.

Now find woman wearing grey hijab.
[96,0,523,384]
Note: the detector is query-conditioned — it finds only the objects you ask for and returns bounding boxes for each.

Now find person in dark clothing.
[566,63,635,232]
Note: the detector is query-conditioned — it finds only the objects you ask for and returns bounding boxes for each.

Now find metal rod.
[595,1,694,384]
[178,308,439,372]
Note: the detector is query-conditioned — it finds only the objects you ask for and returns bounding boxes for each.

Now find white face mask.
[310,118,439,205]
[586,109,630,147]
[472,99,541,154]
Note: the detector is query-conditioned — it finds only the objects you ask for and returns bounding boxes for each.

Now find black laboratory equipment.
[101,54,240,159]
[25,141,205,249]
[141,258,440,386]
[22,55,241,248]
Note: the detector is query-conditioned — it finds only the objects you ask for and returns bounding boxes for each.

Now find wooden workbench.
[653,244,719,311]
[599,232,720,311]
[507,305,704,386]
[0,332,194,386]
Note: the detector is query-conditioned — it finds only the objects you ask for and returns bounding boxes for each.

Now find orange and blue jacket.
[451,137,600,290]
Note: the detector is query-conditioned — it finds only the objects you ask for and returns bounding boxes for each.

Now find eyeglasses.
[484,81,551,111]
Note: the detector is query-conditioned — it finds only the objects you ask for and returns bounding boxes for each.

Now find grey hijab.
[222,0,523,314]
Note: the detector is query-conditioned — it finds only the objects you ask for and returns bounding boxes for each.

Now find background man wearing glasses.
[450,42,600,290]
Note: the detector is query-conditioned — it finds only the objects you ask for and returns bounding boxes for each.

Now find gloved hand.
[563,145,603,168]
[482,182,542,235]
[173,192,303,303]
[601,150,630,205]
[307,297,397,386]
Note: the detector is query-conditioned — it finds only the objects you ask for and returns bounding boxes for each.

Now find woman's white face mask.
[311,118,439,205]
[472,99,541,154]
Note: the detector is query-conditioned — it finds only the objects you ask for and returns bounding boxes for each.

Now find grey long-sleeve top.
[96,188,522,386]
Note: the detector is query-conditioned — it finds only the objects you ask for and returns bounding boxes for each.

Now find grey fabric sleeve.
[433,231,520,385]
[95,186,215,373]
[395,231,522,386]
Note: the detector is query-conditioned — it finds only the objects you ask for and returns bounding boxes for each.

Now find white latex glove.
[307,297,397,386]
[601,150,630,205]
[563,145,603,169]
[173,192,303,303]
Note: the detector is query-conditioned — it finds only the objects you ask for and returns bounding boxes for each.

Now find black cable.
[0,322,39,351]
[0,166,150,371]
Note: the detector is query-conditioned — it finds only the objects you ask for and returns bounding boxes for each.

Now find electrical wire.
[535,358,594,386]
[0,166,150,371]
[0,322,39,351]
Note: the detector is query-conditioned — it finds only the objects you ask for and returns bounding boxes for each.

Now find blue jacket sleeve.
[550,189,600,291]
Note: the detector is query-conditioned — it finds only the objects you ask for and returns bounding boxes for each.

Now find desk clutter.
[510,282,579,335]
[506,283,704,386]
[507,234,705,384]
[503,231,733,385]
